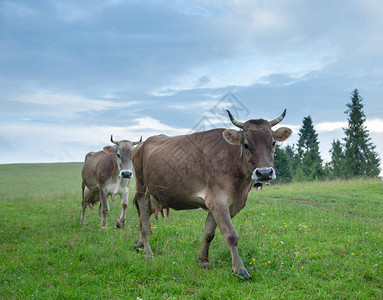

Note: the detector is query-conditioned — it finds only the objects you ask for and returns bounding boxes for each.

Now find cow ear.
[223,129,242,145]
[103,145,116,153]
[273,127,292,142]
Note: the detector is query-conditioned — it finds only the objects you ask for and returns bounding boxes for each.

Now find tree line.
[274,89,381,183]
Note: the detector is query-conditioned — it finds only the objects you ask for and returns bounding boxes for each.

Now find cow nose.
[252,167,276,182]
[120,170,133,179]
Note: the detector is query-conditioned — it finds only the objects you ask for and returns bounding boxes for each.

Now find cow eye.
[117,153,121,158]
[243,143,252,151]
[272,141,276,147]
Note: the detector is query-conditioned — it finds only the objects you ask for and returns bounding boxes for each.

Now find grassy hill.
[0,163,382,299]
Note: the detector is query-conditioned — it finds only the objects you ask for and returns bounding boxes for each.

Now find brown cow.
[81,135,141,228]
[132,110,292,279]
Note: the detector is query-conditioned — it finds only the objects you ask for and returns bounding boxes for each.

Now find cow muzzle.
[120,170,133,179]
[252,167,276,182]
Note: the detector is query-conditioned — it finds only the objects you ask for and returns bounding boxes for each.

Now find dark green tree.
[288,145,304,182]
[343,89,381,177]
[329,139,345,178]
[284,145,296,162]
[274,145,293,183]
[296,116,325,180]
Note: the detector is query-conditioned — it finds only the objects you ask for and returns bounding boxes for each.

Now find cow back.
[133,129,247,210]
[82,150,118,186]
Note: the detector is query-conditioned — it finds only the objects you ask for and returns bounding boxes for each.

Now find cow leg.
[98,202,103,218]
[81,183,87,225]
[99,187,109,228]
[116,188,129,228]
[81,199,87,225]
[81,195,88,225]
[198,212,217,269]
[81,185,93,225]
[209,200,251,279]
[134,192,153,258]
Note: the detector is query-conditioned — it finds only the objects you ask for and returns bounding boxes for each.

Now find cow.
[132,110,292,279]
[81,135,141,228]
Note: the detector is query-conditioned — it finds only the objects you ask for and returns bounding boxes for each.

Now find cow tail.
[133,194,140,217]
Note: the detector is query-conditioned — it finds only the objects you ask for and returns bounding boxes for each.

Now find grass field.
[1,163,382,299]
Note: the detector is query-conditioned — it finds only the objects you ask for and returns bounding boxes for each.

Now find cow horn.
[133,136,142,146]
[110,135,118,145]
[226,110,244,129]
[269,109,287,127]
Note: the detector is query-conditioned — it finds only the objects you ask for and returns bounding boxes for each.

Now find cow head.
[223,110,291,182]
[103,135,142,179]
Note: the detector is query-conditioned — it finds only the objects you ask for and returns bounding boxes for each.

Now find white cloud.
[315,122,346,133]
[360,0,383,18]
[366,119,383,133]
[127,117,189,135]
[152,49,332,95]
[168,100,218,111]
[313,119,383,134]
[223,1,289,33]
[14,91,136,115]
[0,116,190,163]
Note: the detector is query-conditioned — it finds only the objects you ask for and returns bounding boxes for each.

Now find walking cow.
[132,110,291,279]
[81,135,141,228]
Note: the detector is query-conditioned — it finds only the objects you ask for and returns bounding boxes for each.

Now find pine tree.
[343,89,381,177]
[274,145,293,183]
[296,116,325,180]
[284,145,304,181]
[329,139,345,178]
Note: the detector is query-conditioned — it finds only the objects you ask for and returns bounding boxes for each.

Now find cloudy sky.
[1,0,382,173]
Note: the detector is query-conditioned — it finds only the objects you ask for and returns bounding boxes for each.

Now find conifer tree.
[343,89,381,177]
[329,139,345,178]
[274,145,293,183]
[296,116,325,180]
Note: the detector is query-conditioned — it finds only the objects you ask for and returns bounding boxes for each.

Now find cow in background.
[81,135,142,228]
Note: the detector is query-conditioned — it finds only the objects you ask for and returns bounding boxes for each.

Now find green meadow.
[0,163,382,299]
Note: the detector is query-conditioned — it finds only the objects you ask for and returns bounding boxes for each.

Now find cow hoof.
[234,271,252,280]
[135,247,143,254]
[134,241,144,252]
[116,221,124,228]
[199,262,211,270]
